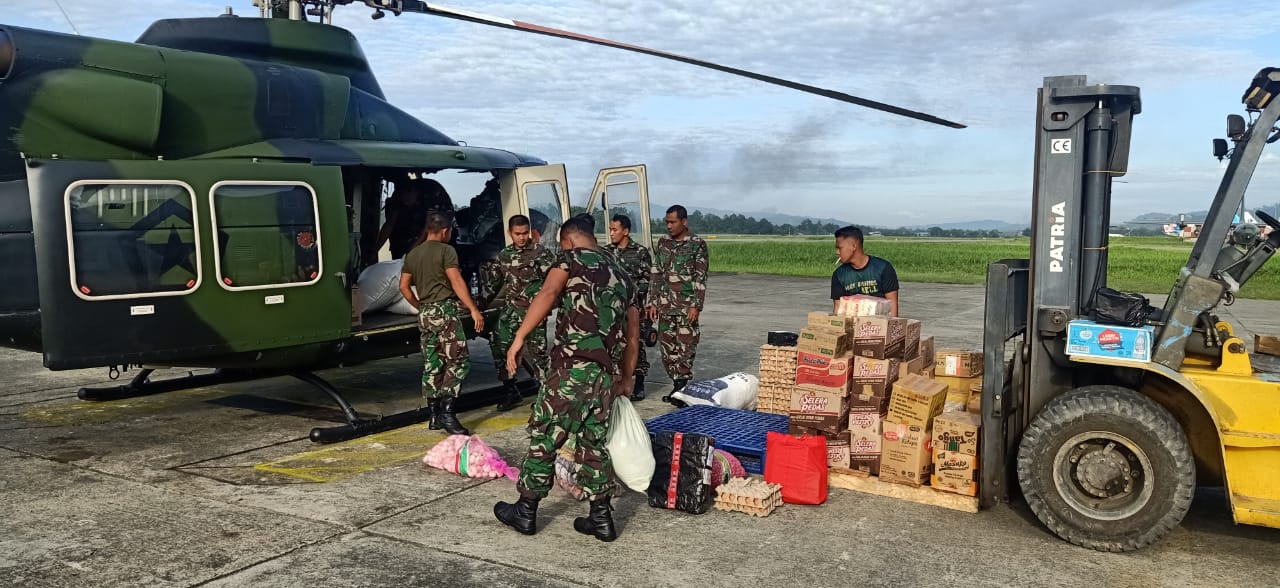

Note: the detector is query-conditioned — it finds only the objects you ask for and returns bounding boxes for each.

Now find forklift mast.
[1153,69,1280,369]
[981,76,1141,505]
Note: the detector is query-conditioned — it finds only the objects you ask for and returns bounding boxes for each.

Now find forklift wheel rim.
[1052,430,1154,521]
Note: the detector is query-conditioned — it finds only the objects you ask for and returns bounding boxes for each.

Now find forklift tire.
[1016,385,1195,552]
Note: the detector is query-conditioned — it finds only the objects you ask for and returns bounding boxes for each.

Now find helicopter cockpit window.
[523,182,564,253]
[65,182,202,300]
[211,182,322,290]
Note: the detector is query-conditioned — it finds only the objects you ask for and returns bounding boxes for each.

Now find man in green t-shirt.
[399,210,485,435]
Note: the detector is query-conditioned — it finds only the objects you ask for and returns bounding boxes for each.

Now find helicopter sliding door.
[499,164,571,252]
[583,165,651,248]
[28,159,350,370]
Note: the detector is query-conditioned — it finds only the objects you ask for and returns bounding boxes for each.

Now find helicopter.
[0,0,963,442]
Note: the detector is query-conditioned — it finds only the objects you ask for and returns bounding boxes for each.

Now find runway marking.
[254,413,528,483]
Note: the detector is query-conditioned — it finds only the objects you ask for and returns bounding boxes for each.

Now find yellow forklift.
[981,69,1280,551]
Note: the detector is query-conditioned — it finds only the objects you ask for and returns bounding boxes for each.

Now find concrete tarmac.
[2,274,1279,587]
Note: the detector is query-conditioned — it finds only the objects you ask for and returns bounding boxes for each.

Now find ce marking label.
[1051,138,1072,154]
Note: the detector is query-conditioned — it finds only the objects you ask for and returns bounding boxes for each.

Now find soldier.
[646,204,708,395]
[604,213,654,400]
[482,214,557,411]
[374,178,454,262]
[398,210,485,436]
[494,214,641,542]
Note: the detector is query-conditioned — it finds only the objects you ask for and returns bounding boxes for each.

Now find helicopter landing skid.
[77,368,256,401]
[304,375,540,444]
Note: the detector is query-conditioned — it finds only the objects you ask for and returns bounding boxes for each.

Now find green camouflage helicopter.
[0,0,963,442]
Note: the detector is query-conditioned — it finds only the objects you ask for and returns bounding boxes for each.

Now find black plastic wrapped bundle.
[646,431,716,514]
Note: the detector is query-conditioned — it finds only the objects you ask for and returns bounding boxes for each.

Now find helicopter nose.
[0,29,12,79]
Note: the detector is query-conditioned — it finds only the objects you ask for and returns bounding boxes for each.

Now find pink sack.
[422,434,519,480]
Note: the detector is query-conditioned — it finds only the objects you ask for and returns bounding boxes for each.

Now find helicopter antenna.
[337,0,966,128]
[52,0,82,35]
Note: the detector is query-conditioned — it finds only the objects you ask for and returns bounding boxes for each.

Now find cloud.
[2,0,1276,225]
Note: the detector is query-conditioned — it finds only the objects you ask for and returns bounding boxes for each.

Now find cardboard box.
[1065,320,1155,363]
[931,450,978,496]
[1256,334,1280,357]
[933,411,981,457]
[897,355,925,380]
[795,351,854,394]
[935,349,983,377]
[887,373,948,429]
[903,319,922,359]
[919,335,935,368]
[880,422,932,487]
[789,388,849,434]
[966,390,982,414]
[849,392,889,414]
[850,356,899,399]
[798,327,851,358]
[351,285,363,327]
[852,317,907,359]
[848,411,883,455]
[825,431,852,469]
[850,454,881,477]
[834,294,893,317]
[808,312,855,333]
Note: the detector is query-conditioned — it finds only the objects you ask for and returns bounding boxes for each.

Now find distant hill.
[1128,211,1209,224]
[906,219,1029,232]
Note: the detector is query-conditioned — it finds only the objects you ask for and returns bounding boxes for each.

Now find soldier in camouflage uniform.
[494,214,641,542]
[399,211,486,436]
[604,213,654,400]
[480,214,557,411]
[647,204,709,396]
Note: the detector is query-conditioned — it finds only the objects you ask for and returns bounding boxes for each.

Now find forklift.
[981,69,1280,551]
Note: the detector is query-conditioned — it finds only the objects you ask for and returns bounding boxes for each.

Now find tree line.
[574,207,1021,238]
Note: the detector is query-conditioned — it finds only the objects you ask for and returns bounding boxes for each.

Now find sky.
[2,0,1279,227]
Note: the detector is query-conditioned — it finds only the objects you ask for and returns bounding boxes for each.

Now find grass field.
[705,236,1280,300]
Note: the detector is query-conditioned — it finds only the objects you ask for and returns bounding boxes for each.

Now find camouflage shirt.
[603,239,653,302]
[648,233,708,313]
[550,248,636,372]
[479,243,557,310]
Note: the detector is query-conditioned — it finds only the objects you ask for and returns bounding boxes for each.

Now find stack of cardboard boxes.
[932,350,983,418]
[756,345,798,415]
[766,295,986,499]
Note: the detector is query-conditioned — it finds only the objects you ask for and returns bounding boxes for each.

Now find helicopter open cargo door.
[500,164,571,252]
[584,165,651,248]
[27,159,351,370]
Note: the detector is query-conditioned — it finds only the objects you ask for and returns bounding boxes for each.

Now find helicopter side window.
[65,181,202,300]
[523,182,565,254]
[210,182,322,290]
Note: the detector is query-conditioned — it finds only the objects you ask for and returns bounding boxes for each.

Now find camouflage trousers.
[489,305,549,382]
[658,310,700,380]
[418,298,470,400]
[635,342,650,379]
[517,361,616,501]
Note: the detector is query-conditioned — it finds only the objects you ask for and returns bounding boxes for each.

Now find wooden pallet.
[829,467,978,513]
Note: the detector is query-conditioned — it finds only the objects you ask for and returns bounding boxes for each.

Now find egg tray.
[714,477,784,517]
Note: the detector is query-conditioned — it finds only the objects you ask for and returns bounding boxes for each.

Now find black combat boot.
[437,397,470,436]
[573,498,618,542]
[495,380,523,411]
[428,399,443,430]
[494,496,539,535]
[631,377,646,401]
[663,378,689,407]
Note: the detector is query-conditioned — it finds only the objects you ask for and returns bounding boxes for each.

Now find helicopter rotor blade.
[390,1,966,129]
